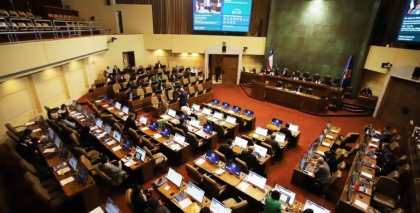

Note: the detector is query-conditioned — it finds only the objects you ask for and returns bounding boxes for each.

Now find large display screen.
[397,0,420,42]
[193,0,252,32]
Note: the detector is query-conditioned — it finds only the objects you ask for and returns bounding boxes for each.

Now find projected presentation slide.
[193,0,252,32]
[397,0,420,42]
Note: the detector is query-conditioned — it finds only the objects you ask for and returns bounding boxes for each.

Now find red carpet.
[102,85,389,212]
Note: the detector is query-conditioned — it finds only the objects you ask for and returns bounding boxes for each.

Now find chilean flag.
[267,48,274,69]
[340,54,353,88]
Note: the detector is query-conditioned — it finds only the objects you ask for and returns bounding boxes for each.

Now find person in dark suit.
[179,88,189,107]
[238,147,260,172]
[324,150,338,174]
[113,65,121,74]
[123,113,138,133]
[378,126,394,143]
[16,129,40,163]
[280,123,293,142]
[264,135,282,161]
[155,61,163,69]
[79,126,98,148]
[131,185,152,213]
[215,64,222,82]
[144,197,170,213]
[178,119,189,135]
[218,139,236,161]
[377,152,397,177]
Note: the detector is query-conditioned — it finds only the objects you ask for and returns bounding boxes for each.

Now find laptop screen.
[246,171,266,190]
[288,123,299,132]
[202,107,212,115]
[48,128,55,140]
[134,146,146,162]
[149,121,158,131]
[203,124,213,134]
[96,118,103,128]
[272,118,283,127]
[123,139,132,151]
[69,155,78,171]
[122,106,129,114]
[105,197,120,213]
[273,184,296,205]
[105,124,112,134]
[113,131,122,142]
[221,102,230,109]
[213,111,224,120]
[167,168,183,188]
[233,136,248,148]
[205,151,220,164]
[299,157,307,170]
[168,109,177,117]
[185,182,205,204]
[192,104,200,111]
[77,164,89,185]
[72,100,77,108]
[173,133,185,145]
[76,104,82,112]
[212,99,219,105]
[255,127,268,137]
[274,133,286,143]
[226,116,236,124]
[303,200,330,213]
[244,109,254,117]
[139,116,148,125]
[210,198,232,213]
[161,127,171,138]
[253,144,268,158]
[54,136,61,149]
[190,119,201,128]
[115,102,122,110]
[232,106,241,113]
[225,161,241,176]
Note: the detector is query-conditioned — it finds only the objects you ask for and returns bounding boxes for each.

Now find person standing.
[215,64,222,82]
[179,88,189,107]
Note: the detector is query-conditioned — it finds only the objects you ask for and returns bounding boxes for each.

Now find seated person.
[314,157,331,197]
[264,134,283,160]
[279,123,293,142]
[375,143,391,166]
[238,146,260,172]
[275,80,284,88]
[79,126,98,148]
[131,185,153,212]
[324,150,338,174]
[217,139,237,161]
[145,197,170,213]
[158,100,169,116]
[124,113,138,133]
[58,104,69,120]
[375,125,394,143]
[376,152,397,177]
[177,119,189,135]
[16,129,41,163]
[98,155,128,186]
[264,190,281,213]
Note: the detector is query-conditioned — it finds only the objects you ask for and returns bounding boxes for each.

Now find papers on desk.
[360,171,373,179]
[321,142,331,147]
[89,207,105,213]
[141,127,149,131]
[252,133,259,138]
[237,181,250,191]
[107,140,116,146]
[53,162,67,171]
[103,104,109,107]
[170,144,182,151]
[179,197,193,209]
[227,110,234,114]
[95,100,101,103]
[25,121,35,126]
[330,129,339,133]
[97,132,107,139]
[112,145,122,152]
[214,168,225,175]
[124,160,135,167]
[106,107,113,110]
[164,185,170,190]
[43,148,56,154]
[195,158,205,165]
[316,150,325,156]
[161,114,171,120]
[122,116,128,121]
[354,199,368,210]
[118,112,124,116]
[57,167,71,175]
[368,143,378,148]
[32,128,42,133]
[153,133,162,139]
[220,121,225,125]
[60,176,75,186]
[371,137,379,142]
[326,134,334,139]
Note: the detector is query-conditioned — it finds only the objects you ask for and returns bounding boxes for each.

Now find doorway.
[122,51,135,68]
[209,54,239,85]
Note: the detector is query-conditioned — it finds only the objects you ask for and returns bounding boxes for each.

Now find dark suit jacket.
[179,91,189,106]
[238,150,259,171]
[178,123,189,135]
[124,117,138,133]
[280,127,293,141]
[264,138,281,154]
[379,159,397,176]
[218,144,236,161]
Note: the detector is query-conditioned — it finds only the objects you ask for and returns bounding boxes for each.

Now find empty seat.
[186,163,204,185]
[372,176,400,210]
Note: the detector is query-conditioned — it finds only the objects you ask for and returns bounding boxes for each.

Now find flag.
[267,48,274,69]
[340,54,353,88]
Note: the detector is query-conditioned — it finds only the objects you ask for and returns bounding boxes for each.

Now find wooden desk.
[203,103,256,130]
[92,129,155,182]
[139,126,191,165]
[194,156,246,187]
[157,181,211,213]
[236,180,272,202]
[264,86,328,114]
[231,145,271,167]
[38,144,96,197]
[94,99,129,121]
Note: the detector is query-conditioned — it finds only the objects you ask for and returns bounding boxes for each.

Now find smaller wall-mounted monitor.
[397,0,420,42]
